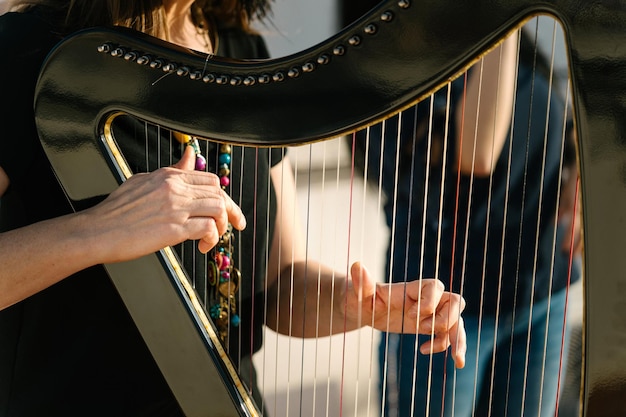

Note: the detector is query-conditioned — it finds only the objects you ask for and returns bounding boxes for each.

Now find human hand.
[82,145,246,263]
[346,262,466,368]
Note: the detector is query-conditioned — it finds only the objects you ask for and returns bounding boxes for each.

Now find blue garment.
[354,47,581,416]
[378,288,569,417]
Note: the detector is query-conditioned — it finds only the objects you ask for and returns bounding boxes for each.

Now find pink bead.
[195,155,207,171]
[220,176,230,187]
[220,256,230,269]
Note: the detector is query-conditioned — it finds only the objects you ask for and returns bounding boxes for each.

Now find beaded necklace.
[177,133,240,344]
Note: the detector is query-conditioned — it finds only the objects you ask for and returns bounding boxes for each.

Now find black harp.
[33,0,626,416]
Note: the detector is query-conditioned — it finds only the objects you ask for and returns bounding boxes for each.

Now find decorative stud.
[189,70,203,80]
[101,11,402,89]
[149,59,164,69]
[317,54,331,65]
[136,55,151,65]
[111,47,125,57]
[348,35,361,46]
[176,66,190,77]
[162,62,177,72]
[97,43,111,53]
[333,45,346,56]
[381,11,394,22]
[364,24,378,35]
[123,51,138,61]
[202,73,216,83]
[288,67,301,78]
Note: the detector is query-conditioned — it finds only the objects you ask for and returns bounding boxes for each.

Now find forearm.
[0,147,245,310]
[0,211,103,310]
[457,31,519,175]
[265,261,361,338]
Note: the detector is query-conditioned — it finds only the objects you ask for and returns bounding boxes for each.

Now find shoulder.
[0,12,62,54]
[0,12,62,182]
[0,12,63,79]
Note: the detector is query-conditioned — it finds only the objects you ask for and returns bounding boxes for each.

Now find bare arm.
[264,157,466,367]
[0,146,246,310]
[457,31,519,176]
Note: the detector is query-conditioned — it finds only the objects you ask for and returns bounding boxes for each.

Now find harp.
[32,0,626,416]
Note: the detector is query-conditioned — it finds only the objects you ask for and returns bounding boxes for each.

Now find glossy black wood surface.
[34,0,626,415]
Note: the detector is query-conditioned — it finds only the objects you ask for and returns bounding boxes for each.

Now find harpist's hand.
[346,262,466,369]
[82,145,246,263]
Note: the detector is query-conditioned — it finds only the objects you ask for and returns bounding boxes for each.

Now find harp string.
[260,146,272,414]
[135,123,278,406]
[352,15,577,417]
[377,117,394,415]
[520,19,550,416]
[402,106,424,417]
[243,146,256,396]
[356,130,379,417]
[554,135,580,413]
[286,143,298,416]
[450,70,473,417]
[335,139,352,416]
[322,140,338,417]
[116,13,581,416]
[480,28,523,417]
[353,125,386,417]
[527,18,563,416]
[344,136,356,417]
[266,148,283,415]
[315,141,330,417]
[429,80,454,417]
[455,42,509,413]
[237,144,247,371]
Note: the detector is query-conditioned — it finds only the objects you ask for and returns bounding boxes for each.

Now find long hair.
[8,0,272,36]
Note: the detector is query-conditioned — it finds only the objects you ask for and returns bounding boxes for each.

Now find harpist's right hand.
[0,146,245,310]
[82,145,246,263]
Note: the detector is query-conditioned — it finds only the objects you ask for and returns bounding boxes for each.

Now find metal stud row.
[98,42,332,86]
[96,1,408,87]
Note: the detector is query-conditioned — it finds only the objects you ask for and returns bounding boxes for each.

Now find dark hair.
[9,0,273,35]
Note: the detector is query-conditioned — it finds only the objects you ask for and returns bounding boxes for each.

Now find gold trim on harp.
[161,245,256,415]
[102,113,259,416]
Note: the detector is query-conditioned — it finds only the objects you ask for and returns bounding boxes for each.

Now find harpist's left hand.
[346,262,466,369]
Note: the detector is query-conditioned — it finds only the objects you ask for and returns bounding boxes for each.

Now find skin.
[457,30,582,256]
[0,147,244,309]
[264,157,466,365]
[558,162,582,255]
[456,32,519,176]
[163,0,215,54]
[0,0,467,368]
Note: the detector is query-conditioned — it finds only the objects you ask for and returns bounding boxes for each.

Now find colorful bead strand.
[185,135,240,344]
